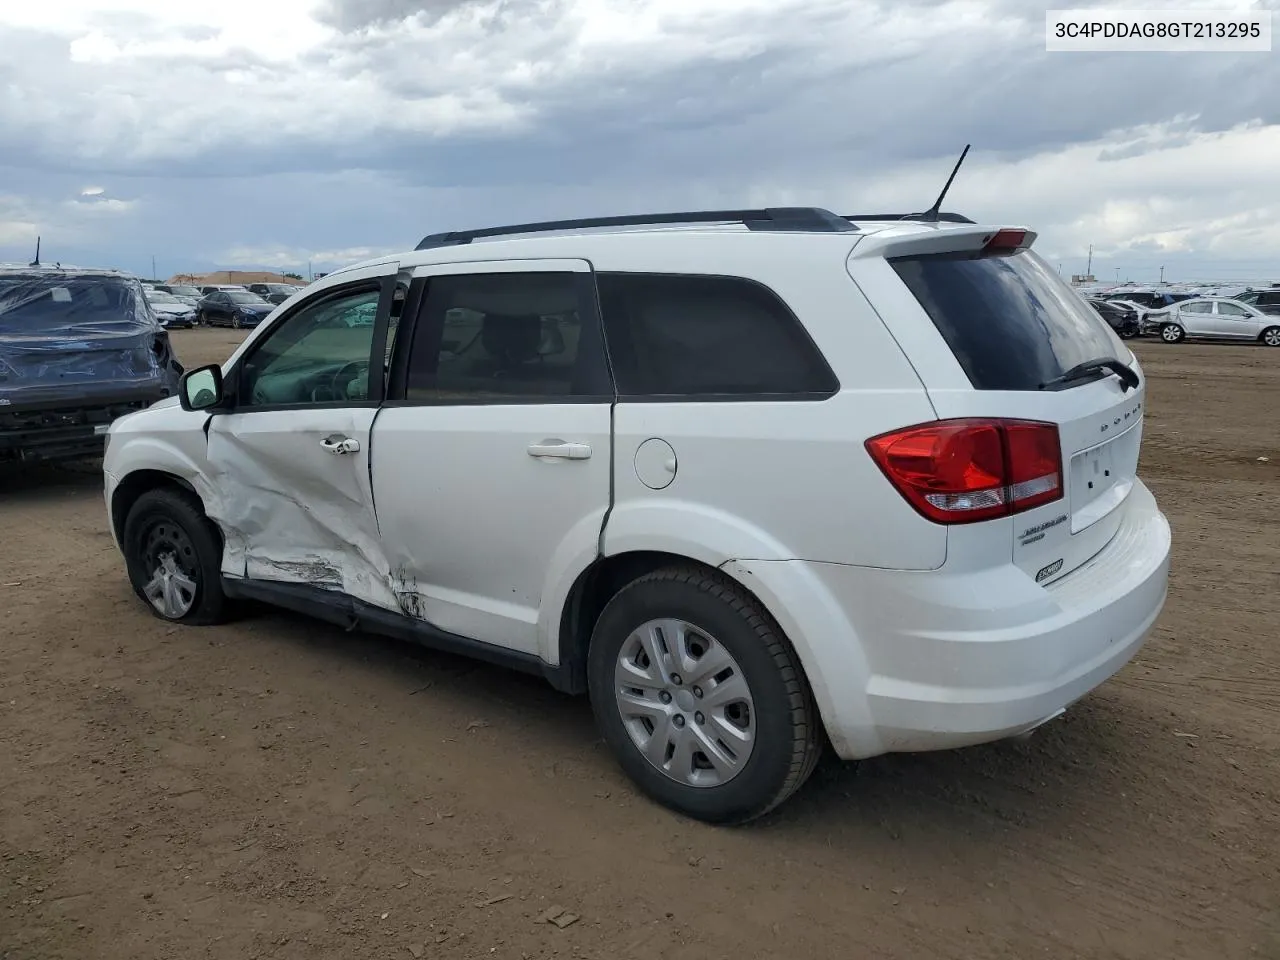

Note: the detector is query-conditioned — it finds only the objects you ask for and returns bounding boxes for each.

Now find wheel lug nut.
[659,691,672,704]
[670,674,682,686]
[692,686,703,698]
[673,715,685,728]
[695,712,705,725]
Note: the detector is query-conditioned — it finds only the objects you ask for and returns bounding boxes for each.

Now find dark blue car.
[0,267,183,462]
[196,289,275,329]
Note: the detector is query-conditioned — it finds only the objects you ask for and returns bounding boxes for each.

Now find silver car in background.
[1147,297,1280,346]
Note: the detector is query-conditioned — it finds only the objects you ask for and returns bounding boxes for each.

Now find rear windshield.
[0,274,146,334]
[890,249,1123,392]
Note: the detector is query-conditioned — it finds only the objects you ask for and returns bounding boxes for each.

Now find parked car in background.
[246,283,303,305]
[103,206,1172,824]
[1149,297,1280,345]
[1103,290,1178,311]
[144,287,197,330]
[0,266,182,462]
[1103,298,1156,330]
[154,284,203,309]
[1086,298,1141,338]
[1234,287,1280,316]
[195,289,275,328]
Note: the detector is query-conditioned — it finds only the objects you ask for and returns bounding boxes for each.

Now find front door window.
[239,287,381,407]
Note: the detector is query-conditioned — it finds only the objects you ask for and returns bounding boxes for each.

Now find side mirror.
[179,364,224,412]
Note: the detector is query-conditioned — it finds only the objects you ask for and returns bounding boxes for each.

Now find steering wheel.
[327,359,369,402]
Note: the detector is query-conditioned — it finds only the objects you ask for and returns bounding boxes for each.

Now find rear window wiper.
[1039,357,1139,393]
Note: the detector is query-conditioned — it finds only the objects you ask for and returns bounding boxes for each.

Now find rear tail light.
[866,418,1062,524]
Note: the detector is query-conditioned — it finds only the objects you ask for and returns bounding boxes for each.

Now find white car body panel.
[369,258,609,657]
[206,406,394,605]
[200,260,400,606]
[598,236,946,571]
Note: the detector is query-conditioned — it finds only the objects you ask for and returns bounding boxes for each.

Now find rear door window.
[890,249,1122,392]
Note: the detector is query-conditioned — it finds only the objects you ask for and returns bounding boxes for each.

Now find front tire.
[1160,323,1185,343]
[1262,326,1280,347]
[231,314,242,330]
[587,567,822,825]
[122,488,228,625]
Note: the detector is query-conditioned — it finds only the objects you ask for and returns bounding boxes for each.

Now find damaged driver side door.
[204,264,403,611]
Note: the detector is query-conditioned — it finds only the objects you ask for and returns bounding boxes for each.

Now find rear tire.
[587,566,822,825]
[1160,323,1185,343]
[1262,326,1280,347]
[123,488,228,625]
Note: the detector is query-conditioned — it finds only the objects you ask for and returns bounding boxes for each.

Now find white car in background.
[1149,297,1280,346]
[1106,299,1158,329]
[144,287,197,329]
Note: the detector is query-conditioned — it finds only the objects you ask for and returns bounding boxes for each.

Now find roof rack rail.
[414,207,856,250]
[842,212,976,224]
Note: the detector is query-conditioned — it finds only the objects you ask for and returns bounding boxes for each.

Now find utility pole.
[151,255,157,281]
[1115,268,1120,282]
[1160,265,1165,283]
[1086,244,1093,277]
[308,260,312,281]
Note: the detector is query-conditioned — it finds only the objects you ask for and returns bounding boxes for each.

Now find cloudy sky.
[1,0,1277,282]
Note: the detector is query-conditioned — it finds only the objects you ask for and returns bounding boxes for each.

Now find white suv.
[102,208,1172,824]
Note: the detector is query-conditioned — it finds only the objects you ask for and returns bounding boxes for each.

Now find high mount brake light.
[983,229,1028,253]
[866,418,1062,524]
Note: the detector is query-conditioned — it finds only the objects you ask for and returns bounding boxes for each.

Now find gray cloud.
[314,0,543,31]
[0,0,1277,278]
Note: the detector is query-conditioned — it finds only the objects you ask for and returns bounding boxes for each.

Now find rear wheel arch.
[554,551,817,699]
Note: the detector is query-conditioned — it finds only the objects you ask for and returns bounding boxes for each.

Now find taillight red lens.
[866,418,1062,524]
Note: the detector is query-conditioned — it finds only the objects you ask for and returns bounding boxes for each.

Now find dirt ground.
[2,328,1278,960]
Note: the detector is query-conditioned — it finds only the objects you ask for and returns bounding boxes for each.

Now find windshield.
[267,284,297,294]
[168,286,200,297]
[0,273,153,336]
[228,291,269,305]
[147,290,180,303]
[890,249,1124,392]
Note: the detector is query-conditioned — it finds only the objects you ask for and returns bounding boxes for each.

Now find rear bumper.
[726,480,1171,760]
[0,388,174,462]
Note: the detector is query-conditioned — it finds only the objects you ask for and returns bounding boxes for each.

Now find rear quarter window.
[596,272,838,398]
[890,250,1123,392]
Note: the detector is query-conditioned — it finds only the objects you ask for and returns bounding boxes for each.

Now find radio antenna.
[920,145,970,223]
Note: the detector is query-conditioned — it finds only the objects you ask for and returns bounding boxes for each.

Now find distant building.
[167,269,306,287]
[1071,274,1096,285]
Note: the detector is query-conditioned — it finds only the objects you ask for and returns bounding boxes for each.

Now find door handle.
[320,435,361,455]
[527,440,592,460]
